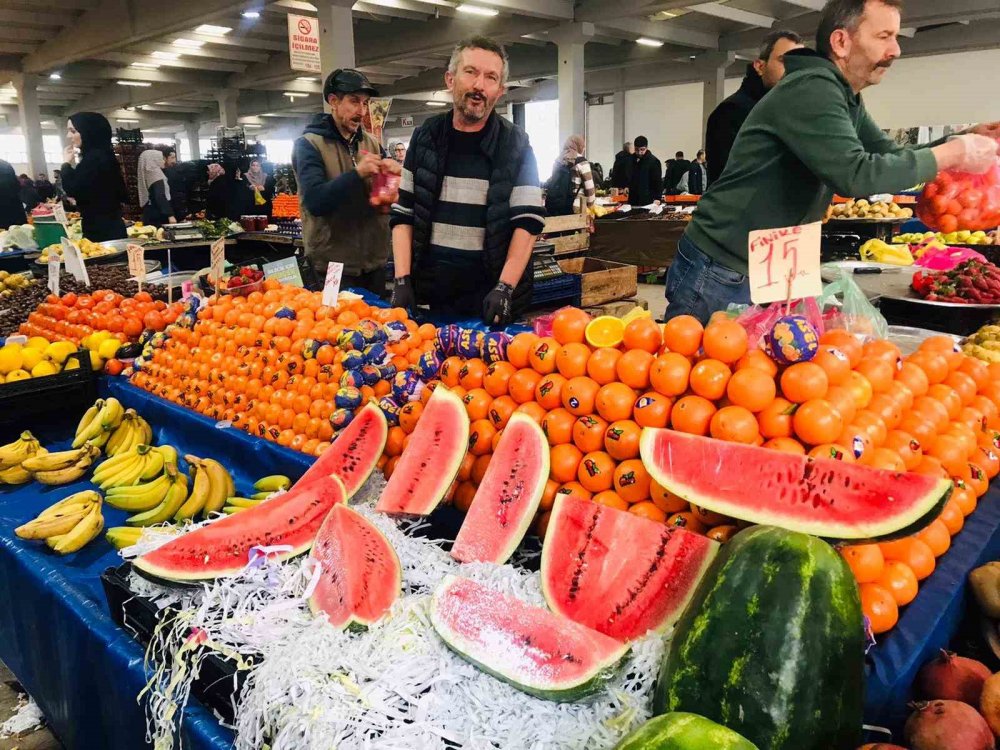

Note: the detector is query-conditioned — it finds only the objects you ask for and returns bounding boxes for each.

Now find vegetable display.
[912,259,1000,304]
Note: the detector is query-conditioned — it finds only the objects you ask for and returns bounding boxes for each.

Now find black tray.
[0,350,97,426]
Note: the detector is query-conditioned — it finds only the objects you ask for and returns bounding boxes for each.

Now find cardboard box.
[557,257,638,307]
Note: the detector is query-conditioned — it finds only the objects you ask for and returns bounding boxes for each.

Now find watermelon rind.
[613,712,760,750]
[297,402,388,499]
[133,475,347,583]
[639,428,953,540]
[654,526,863,750]
[451,412,550,564]
[541,495,718,642]
[430,575,629,703]
[308,504,401,629]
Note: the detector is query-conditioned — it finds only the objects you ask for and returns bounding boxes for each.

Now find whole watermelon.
[614,712,759,749]
[654,526,864,750]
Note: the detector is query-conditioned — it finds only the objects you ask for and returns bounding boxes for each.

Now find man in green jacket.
[664,0,1000,323]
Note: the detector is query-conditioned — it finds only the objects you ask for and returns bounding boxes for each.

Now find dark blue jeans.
[663,235,751,324]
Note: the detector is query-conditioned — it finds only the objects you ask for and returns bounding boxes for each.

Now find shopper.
[389,36,545,325]
[627,136,662,206]
[137,149,176,226]
[205,163,228,220]
[224,160,255,221]
[706,30,803,184]
[663,151,691,194]
[545,135,595,216]
[34,172,55,202]
[18,175,39,212]
[664,0,1000,324]
[246,158,276,220]
[292,68,399,292]
[60,112,128,241]
[609,141,633,190]
[685,150,708,195]
[161,148,188,221]
[392,142,406,164]
[0,160,26,229]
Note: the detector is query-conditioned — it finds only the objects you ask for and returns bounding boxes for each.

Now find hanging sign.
[748,222,823,305]
[287,14,321,74]
[60,237,89,286]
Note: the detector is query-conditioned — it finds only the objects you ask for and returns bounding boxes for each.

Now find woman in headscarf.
[137,149,176,226]
[205,163,229,220]
[222,157,253,222]
[0,161,26,229]
[60,112,128,241]
[245,158,276,220]
[544,135,596,217]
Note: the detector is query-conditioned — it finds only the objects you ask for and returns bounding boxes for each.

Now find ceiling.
[0,0,997,141]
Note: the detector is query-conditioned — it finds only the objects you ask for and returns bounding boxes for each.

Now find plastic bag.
[253,187,265,207]
[736,298,824,350]
[917,157,1000,233]
[914,246,987,271]
[820,269,888,340]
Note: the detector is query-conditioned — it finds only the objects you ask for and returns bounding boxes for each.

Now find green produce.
[614,713,759,750]
[654,526,863,750]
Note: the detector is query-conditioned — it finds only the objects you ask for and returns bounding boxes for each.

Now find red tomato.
[143,310,165,331]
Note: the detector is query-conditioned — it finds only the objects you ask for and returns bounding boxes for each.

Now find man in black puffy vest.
[389,35,546,326]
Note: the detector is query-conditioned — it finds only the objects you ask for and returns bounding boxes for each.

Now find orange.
[667,512,706,534]
[812,346,852,386]
[551,308,591,346]
[938,498,965,535]
[384,426,406,457]
[854,410,888,447]
[399,401,425,433]
[592,490,629,511]
[555,481,592,503]
[876,560,919,607]
[515,401,547,425]
[898,410,938,449]
[462,389,492,422]
[952,482,978,515]
[841,543,885,583]
[927,434,967,475]
[843,370,874,410]
[688,503,732,527]
[896,362,930,398]
[927,383,963,420]
[972,444,1000,479]
[726,367,777,413]
[880,537,935,580]
[780,362,828,403]
[555,342,592,379]
[808,443,854,462]
[916,519,951,557]
[942,422,978,460]
[908,351,948,385]
[508,368,542,404]
[507,332,539,369]
[883,430,923,471]
[959,357,990,391]
[550,444,583,484]
[855,358,895,394]
[604,420,642,461]
[613,459,651,503]
[457,453,477,482]
[838,423,873,464]
[959,406,987,432]
[633,391,674,428]
[584,316,625,348]
[914,455,948,480]
[528,337,561,375]
[573,414,609,453]
[859,582,899,634]
[710,405,760,444]
[596,382,637,423]
[534,373,567,410]
[757,396,795,439]
[920,335,959,354]
[541,408,576,446]
[471,454,492,485]
[689,359,732,401]
[578,451,616,493]
[440,356,464,387]
[867,393,903,430]
[825,385,858,425]
[662,315,703,357]
[538,479,560,512]
[453,481,478,512]
[736,349,778,377]
[702,319,748,364]
[671,395,718,436]
[868,447,906,472]
[944,371,978,406]
[819,329,862,367]
[649,352,691,397]
[458,359,488,391]
[562,376,600,417]
[792,399,844,446]
[863,339,902,367]
[586,347,623,385]
[483,362,516,398]
[763,437,807,455]
[622,318,662,353]
[630,501,667,522]
[650,479,688,514]
[616,349,654,390]
[966,463,989,498]
[468,419,497,456]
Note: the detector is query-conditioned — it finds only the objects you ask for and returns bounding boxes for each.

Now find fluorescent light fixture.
[456,4,498,16]
[195,24,231,35]
[241,10,261,18]
[48,72,61,80]
[117,80,152,87]
[131,62,160,69]
[283,92,302,98]
[172,38,204,49]
[243,124,261,128]
[118,119,138,124]
[636,37,664,47]
[151,51,181,60]
[425,101,447,107]
[295,76,316,82]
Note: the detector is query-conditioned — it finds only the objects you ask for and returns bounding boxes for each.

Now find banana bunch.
[963,325,1000,363]
[223,496,264,514]
[174,455,236,521]
[72,398,125,451]
[15,490,104,554]
[254,475,290,493]
[126,465,190,526]
[859,238,913,266]
[92,444,165,491]
[105,526,143,550]
[22,444,100,486]
[105,409,153,457]
[0,431,48,485]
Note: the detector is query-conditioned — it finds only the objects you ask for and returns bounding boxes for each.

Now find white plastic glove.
[948,134,1000,174]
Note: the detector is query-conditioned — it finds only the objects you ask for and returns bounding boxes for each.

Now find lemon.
[64,359,80,371]
[5,369,31,382]
[31,361,59,378]
[26,336,49,351]
[2,341,21,353]
[88,350,103,371]
[19,348,43,371]
[585,316,626,349]
[621,306,652,326]
[0,347,23,375]
[43,341,76,365]
[84,331,112,351]
[98,338,121,361]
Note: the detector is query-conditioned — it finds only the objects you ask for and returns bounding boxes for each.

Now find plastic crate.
[531,274,581,307]
[0,349,97,425]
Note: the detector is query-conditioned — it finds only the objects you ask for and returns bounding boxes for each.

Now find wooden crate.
[582,298,648,318]
[543,214,588,234]
[557,257,637,307]
[552,231,589,256]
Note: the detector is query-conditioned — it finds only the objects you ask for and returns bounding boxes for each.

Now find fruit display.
[22,444,101,486]
[37,237,121,263]
[125,223,160,241]
[918,163,1000,233]
[0,431,47,485]
[271,193,300,219]
[0,336,85,383]
[14,490,104,554]
[828,199,913,220]
[894,230,998,246]
[204,265,264,296]
[911,259,1000,303]
[429,574,630,702]
[860,238,915,265]
[655,526,864,750]
[0,271,33,296]
[962,324,1000,363]
[613,713,759,750]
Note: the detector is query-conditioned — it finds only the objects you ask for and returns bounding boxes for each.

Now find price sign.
[747,222,822,305]
[127,243,146,282]
[52,203,67,226]
[262,256,304,287]
[322,262,344,307]
[48,257,60,296]
[60,237,89,286]
[210,237,226,282]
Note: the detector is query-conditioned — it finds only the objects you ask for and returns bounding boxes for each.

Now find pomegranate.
[980,672,1000,738]
[904,700,995,750]
[915,650,991,705]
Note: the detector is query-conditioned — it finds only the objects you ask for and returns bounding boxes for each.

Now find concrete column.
[613,88,626,154]
[217,90,239,129]
[512,102,525,130]
[13,74,46,176]
[549,23,593,147]
[701,53,736,139]
[185,122,201,160]
[315,0,357,113]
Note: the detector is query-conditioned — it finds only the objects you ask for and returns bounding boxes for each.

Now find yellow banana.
[136,416,153,445]
[0,431,38,469]
[34,449,98,486]
[22,445,91,473]
[174,460,210,521]
[72,400,103,448]
[227,496,264,508]
[92,451,135,484]
[96,452,144,490]
[222,506,247,514]
[38,490,101,519]
[15,506,92,540]
[104,474,170,512]
[253,475,291,493]
[79,398,124,449]
[105,411,139,456]
[126,470,189,526]
[0,464,32,485]
[106,527,143,550]
[139,446,164,480]
[52,503,104,554]
[197,457,233,516]
[156,444,178,469]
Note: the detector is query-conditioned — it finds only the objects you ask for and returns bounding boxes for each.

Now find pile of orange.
[23,290,182,345]
[132,281,438,456]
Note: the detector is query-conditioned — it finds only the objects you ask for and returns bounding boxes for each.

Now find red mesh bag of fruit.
[917,148,1000,233]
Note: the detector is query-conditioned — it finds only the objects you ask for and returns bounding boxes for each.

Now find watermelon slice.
[430,575,629,702]
[133,475,346,583]
[309,504,400,629]
[640,429,952,540]
[376,386,469,516]
[297,402,387,498]
[451,413,549,565]
[541,495,718,641]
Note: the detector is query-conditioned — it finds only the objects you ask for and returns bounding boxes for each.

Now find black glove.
[482,281,514,326]
[390,275,416,311]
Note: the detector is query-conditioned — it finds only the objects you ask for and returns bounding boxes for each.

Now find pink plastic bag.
[914,246,987,271]
[736,298,825,351]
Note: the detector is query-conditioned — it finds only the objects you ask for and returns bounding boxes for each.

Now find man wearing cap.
[292,68,400,293]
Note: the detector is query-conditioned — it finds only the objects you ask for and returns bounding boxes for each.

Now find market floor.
[0,661,61,750]
[636,282,665,319]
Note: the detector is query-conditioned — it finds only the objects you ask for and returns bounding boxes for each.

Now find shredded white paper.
[124,474,667,749]
[0,695,44,738]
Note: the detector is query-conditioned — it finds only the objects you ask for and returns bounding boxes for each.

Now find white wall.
[624,82,705,163]
[586,102,614,177]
